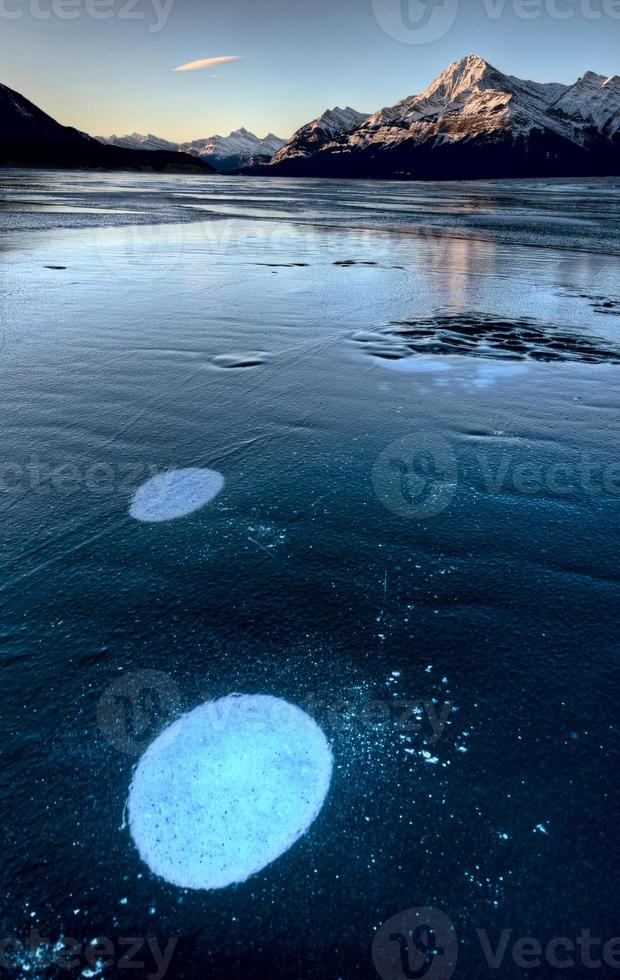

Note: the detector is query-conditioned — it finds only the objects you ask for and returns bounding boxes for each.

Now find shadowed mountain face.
[248,54,620,180]
[267,108,369,166]
[0,83,214,173]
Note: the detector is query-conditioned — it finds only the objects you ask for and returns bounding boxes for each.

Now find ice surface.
[127,695,333,889]
[2,172,620,970]
[3,172,620,256]
[129,468,224,522]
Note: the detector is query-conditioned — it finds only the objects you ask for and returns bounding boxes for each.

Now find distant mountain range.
[179,129,285,172]
[97,128,285,172]
[98,112,365,174]
[96,132,180,153]
[3,54,620,179]
[0,82,213,172]
[247,54,620,180]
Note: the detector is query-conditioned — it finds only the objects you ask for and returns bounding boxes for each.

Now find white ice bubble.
[129,467,224,522]
[127,694,333,890]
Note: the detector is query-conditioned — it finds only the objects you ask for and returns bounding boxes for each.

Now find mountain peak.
[424,53,500,98]
[315,106,368,131]
[550,69,620,133]
[441,54,497,79]
[412,54,511,112]
[454,53,493,70]
[579,70,607,84]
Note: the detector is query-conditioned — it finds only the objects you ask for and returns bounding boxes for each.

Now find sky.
[1,0,619,141]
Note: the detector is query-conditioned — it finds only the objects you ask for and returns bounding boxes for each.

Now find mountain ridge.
[96,132,180,153]
[0,82,214,173]
[247,54,620,180]
[3,55,619,180]
[97,126,286,173]
[268,107,369,165]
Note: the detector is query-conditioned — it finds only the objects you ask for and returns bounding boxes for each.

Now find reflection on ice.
[471,363,529,389]
[129,467,224,522]
[378,357,452,374]
[372,351,528,390]
[127,695,333,890]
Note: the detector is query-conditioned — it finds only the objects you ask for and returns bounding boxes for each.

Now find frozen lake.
[0,171,619,978]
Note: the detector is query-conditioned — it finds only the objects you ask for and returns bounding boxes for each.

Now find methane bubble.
[127,694,333,889]
[129,467,224,522]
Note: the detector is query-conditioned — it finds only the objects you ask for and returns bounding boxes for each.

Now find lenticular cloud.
[129,467,224,522]
[127,695,333,890]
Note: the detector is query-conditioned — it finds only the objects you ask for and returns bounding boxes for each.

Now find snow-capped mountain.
[0,81,213,172]
[254,55,620,180]
[268,107,368,166]
[179,128,286,172]
[341,55,576,150]
[550,71,620,138]
[97,132,180,152]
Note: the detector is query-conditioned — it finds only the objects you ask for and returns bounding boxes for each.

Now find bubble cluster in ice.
[129,467,224,522]
[353,311,620,365]
[127,694,333,890]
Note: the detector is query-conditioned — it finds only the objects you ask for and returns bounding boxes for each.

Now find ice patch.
[129,467,224,522]
[377,356,452,374]
[127,694,333,890]
[470,363,528,389]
